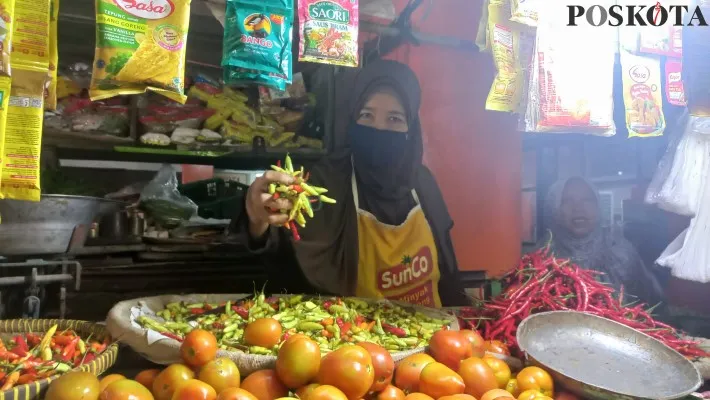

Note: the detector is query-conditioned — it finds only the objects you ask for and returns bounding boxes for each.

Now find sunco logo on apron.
[378,247,436,305]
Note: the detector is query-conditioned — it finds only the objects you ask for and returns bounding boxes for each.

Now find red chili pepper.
[53,335,75,346]
[231,306,249,319]
[25,333,41,347]
[291,185,304,193]
[61,337,80,361]
[12,335,28,357]
[161,332,184,342]
[341,322,352,333]
[381,323,406,338]
[90,342,107,354]
[190,308,205,315]
[272,192,280,200]
[289,221,301,241]
[16,373,37,385]
[323,301,333,311]
[0,350,20,361]
[212,322,225,329]
[277,160,282,168]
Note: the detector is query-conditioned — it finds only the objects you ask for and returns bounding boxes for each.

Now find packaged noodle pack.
[620,49,665,138]
[298,0,359,67]
[45,0,58,110]
[485,0,534,113]
[89,0,192,103]
[222,0,293,89]
[0,0,15,77]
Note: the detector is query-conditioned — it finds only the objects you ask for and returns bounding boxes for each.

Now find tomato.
[480,389,515,400]
[296,384,321,400]
[554,392,580,400]
[457,357,498,398]
[393,353,435,393]
[439,395,477,400]
[198,357,241,394]
[356,342,394,393]
[317,345,374,400]
[403,393,434,400]
[216,388,259,400]
[459,330,486,358]
[152,364,195,400]
[244,318,283,349]
[100,379,154,400]
[135,369,161,390]
[45,371,100,400]
[241,370,289,400]
[518,390,544,400]
[172,379,217,400]
[100,374,127,393]
[276,335,321,389]
[505,379,520,398]
[484,341,510,356]
[428,330,472,370]
[308,385,349,400]
[376,385,405,400]
[516,367,553,397]
[482,355,512,389]
[418,362,465,399]
[181,329,218,368]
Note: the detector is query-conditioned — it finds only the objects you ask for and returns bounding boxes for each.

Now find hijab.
[540,177,664,304]
[288,60,431,295]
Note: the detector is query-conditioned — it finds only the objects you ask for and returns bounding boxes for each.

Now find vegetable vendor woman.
[237,60,466,307]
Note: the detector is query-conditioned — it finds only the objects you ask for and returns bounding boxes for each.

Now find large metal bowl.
[517,311,702,400]
[0,195,127,255]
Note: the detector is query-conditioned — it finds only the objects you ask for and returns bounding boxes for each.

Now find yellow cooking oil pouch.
[485,0,533,113]
[0,0,16,77]
[90,0,192,103]
[1,69,46,201]
[620,49,665,138]
[45,0,58,110]
[12,0,50,72]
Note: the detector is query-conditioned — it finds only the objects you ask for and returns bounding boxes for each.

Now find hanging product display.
[620,49,665,138]
[510,0,539,27]
[484,0,534,113]
[474,0,489,53]
[45,0,59,110]
[0,0,13,200]
[222,0,293,90]
[2,0,50,201]
[665,59,686,107]
[298,0,359,67]
[89,0,192,103]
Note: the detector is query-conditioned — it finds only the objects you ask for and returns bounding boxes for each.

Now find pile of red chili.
[456,247,710,359]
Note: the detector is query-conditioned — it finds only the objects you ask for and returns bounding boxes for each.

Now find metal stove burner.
[0,259,81,319]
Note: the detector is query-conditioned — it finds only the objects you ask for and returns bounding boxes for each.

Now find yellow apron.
[353,174,442,308]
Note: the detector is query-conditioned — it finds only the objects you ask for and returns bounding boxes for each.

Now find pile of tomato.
[42,328,580,400]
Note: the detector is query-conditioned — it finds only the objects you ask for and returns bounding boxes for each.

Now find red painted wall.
[376,0,523,276]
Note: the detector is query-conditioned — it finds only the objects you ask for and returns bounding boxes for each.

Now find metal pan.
[517,311,702,400]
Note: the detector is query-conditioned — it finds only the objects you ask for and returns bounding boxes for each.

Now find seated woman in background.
[539,176,664,305]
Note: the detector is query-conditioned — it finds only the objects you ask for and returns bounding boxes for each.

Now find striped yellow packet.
[45,0,58,110]
[0,0,15,77]
[89,0,192,104]
[11,0,50,72]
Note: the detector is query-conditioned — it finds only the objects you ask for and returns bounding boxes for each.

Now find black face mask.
[348,123,411,169]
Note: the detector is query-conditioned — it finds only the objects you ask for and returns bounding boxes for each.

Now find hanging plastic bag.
[646,111,689,206]
[140,165,198,227]
[298,0,359,67]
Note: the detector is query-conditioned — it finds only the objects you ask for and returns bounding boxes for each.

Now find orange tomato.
[135,369,161,390]
[418,362,465,399]
[482,356,512,389]
[393,353,435,393]
[240,370,289,400]
[376,385,405,400]
[403,393,434,400]
[216,388,259,400]
[428,331,472,371]
[308,385,349,400]
[45,372,100,400]
[296,384,321,400]
[518,390,544,400]
[459,330,486,358]
[152,364,195,400]
[504,379,519,398]
[244,318,283,349]
[484,341,510,356]
[181,329,218,368]
[480,389,515,400]
[317,345,374,400]
[439,395,477,400]
[100,374,127,393]
[199,358,241,393]
[276,335,321,389]
[516,368,553,397]
[357,342,394,393]
[457,357,498,399]
[100,379,154,400]
[172,379,217,400]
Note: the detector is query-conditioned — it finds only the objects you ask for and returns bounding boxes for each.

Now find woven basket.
[107,293,459,376]
[0,319,119,400]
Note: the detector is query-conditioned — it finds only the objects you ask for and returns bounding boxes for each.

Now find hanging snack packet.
[298,0,359,67]
[666,59,686,107]
[224,67,290,91]
[11,0,50,72]
[222,0,293,87]
[511,0,540,27]
[0,0,15,77]
[89,0,192,104]
[45,0,58,110]
[620,49,665,138]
